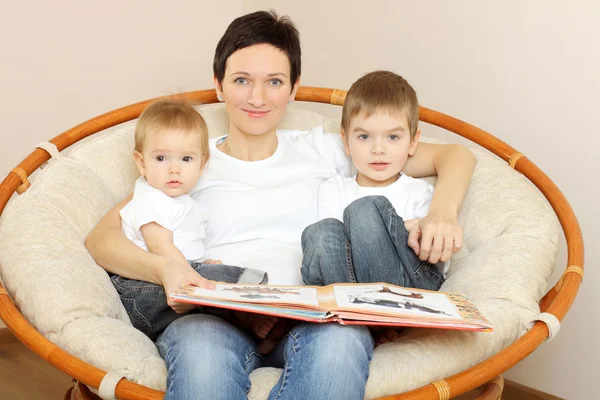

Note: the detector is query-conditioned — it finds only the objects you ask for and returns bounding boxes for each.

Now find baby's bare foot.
[372,327,405,347]
[234,311,279,339]
[258,319,292,355]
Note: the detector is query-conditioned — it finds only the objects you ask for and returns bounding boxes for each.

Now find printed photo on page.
[333,285,461,319]
[188,284,321,306]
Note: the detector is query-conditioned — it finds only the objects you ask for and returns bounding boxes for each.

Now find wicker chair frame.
[0,87,583,400]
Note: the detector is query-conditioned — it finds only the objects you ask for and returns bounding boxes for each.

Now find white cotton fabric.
[317,173,449,276]
[317,173,433,222]
[0,103,560,399]
[191,128,351,285]
[121,177,207,262]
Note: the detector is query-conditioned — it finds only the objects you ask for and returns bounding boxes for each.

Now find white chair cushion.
[0,104,559,398]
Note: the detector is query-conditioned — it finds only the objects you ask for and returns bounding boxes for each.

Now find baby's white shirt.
[120,177,208,261]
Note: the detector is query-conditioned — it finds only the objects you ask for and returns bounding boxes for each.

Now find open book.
[170,282,492,332]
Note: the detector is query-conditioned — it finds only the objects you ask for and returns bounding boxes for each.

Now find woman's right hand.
[159,260,216,314]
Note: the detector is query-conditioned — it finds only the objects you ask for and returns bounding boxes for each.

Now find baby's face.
[344,111,419,187]
[137,130,205,197]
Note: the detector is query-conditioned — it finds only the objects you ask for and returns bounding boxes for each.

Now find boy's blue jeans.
[301,196,445,289]
[111,262,267,340]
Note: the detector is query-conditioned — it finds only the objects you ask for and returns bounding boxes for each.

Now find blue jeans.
[111,262,267,340]
[301,196,444,290]
[156,313,374,400]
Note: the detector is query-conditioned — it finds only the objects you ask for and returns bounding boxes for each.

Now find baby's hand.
[203,259,223,265]
[407,212,463,263]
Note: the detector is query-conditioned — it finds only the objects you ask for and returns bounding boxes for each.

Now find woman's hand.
[159,260,216,314]
[407,212,463,263]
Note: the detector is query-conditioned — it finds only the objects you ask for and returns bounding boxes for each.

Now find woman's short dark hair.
[213,10,301,87]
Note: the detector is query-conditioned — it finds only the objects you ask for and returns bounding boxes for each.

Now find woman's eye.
[268,79,283,86]
[234,77,249,85]
[182,156,192,162]
[156,156,165,162]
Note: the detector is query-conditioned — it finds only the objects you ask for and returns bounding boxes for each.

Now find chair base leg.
[474,375,504,400]
[65,380,102,400]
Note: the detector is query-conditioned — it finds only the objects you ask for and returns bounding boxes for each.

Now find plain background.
[1,1,597,398]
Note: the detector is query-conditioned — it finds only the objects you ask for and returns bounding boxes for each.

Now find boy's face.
[343,111,420,187]
[134,130,205,197]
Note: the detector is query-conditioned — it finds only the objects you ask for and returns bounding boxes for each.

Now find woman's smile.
[243,108,271,118]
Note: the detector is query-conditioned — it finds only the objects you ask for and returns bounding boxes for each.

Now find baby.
[111,99,267,340]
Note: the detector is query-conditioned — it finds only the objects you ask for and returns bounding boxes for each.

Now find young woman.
[86,10,475,400]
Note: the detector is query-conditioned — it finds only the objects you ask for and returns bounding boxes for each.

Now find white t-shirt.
[190,127,351,285]
[121,177,208,262]
[317,174,449,276]
[317,174,434,222]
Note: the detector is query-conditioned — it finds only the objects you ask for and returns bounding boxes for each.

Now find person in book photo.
[110,99,268,340]
[301,70,450,292]
[369,285,424,299]
[86,10,475,400]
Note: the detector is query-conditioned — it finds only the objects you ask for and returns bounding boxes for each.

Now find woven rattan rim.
[0,87,584,400]
[555,265,584,292]
[11,167,31,194]
[330,89,347,106]
[508,151,524,169]
[0,288,8,297]
[431,380,451,400]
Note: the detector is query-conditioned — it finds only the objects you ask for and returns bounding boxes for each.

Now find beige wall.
[0,0,243,177]
[244,1,598,398]
[1,1,599,398]
[0,0,243,324]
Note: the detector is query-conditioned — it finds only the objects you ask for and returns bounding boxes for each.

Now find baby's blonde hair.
[135,99,209,165]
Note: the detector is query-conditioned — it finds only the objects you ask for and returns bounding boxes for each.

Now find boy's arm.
[403,143,476,263]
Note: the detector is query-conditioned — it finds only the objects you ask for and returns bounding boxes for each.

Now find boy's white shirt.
[317,174,449,276]
[317,173,433,222]
[191,127,351,285]
[120,177,208,262]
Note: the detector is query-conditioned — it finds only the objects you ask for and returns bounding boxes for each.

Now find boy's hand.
[160,260,216,314]
[407,212,463,263]
[403,218,421,232]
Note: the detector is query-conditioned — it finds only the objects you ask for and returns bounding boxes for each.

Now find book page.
[332,284,461,319]
[182,284,321,307]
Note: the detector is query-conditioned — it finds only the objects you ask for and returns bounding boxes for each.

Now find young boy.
[111,99,268,340]
[301,71,447,292]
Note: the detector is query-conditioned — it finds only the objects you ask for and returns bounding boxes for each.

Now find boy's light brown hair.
[341,71,419,138]
[135,99,209,166]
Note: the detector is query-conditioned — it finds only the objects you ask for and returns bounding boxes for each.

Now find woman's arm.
[85,194,163,282]
[84,195,214,302]
[403,143,476,263]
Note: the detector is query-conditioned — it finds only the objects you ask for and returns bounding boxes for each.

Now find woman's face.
[215,43,299,138]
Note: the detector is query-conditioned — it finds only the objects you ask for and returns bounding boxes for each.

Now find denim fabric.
[301,195,444,290]
[156,313,373,400]
[111,262,267,340]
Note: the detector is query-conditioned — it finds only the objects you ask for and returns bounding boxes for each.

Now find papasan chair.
[0,87,584,400]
